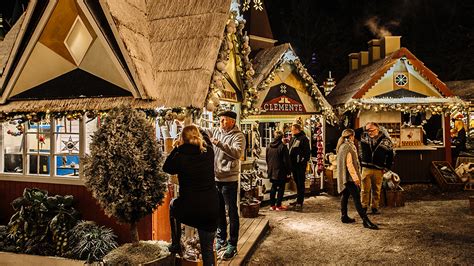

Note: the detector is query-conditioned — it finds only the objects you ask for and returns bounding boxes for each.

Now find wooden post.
[443,115,452,164]
[151,137,175,242]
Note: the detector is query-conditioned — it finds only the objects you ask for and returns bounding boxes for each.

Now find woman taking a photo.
[163,125,219,265]
[336,129,378,230]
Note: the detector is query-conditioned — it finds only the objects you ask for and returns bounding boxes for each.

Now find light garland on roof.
[0,107,202,126]
[341,97,468,115]
[205,11,261,117]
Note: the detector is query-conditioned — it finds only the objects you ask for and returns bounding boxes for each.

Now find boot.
[169,216,182,255]
[362,217,379,230]
[371,208,381,215]
[362,207,367,214]
[341,215,356,223]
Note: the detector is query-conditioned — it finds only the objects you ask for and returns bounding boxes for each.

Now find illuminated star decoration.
[242,0,263,11]
[242,0,250,11]
[253,0,263,11]
[62,136,79,153]
[280,84,287,94]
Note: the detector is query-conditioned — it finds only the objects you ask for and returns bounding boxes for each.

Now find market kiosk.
[327,36,467,183]
[242,43,337,191]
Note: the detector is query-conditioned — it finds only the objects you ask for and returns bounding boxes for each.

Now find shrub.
[6,188,79,256]
[67,221,118,263]
[83,106,168,242]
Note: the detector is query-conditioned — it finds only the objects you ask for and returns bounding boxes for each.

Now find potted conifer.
[83,105,171,265]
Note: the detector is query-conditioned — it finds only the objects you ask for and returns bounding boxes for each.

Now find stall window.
[2,121,24,173]
[54,118,80,177]
[26,120,51,175]
[85,117,100,155]
[0,117,102,179]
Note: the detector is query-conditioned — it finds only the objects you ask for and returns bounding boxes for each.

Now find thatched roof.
[0,14,25,77]
[445,80,474,101]
[252,43,290,87]
[327,55,388,107]
[0,97,161,113]
[327,48,453,107]
[103,0,232,108]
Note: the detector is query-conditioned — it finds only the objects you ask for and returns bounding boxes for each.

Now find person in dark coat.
[452,120,467,161]
[266,130,291,211]
[288,123,311,211]
[163,125,218,266]
[355,122,394,215]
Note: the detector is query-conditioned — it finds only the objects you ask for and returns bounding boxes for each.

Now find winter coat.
[355,127,394,170]
[203,126,246,182]
[266,136,291,181]
[162,134,218,232]
[336,140,362,193]
[289,131,311,169]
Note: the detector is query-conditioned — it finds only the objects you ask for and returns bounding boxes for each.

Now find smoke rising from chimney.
[365,16,399,38]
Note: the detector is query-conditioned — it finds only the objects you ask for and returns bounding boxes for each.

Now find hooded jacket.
[266,136,291,181]
[203,126,246,182]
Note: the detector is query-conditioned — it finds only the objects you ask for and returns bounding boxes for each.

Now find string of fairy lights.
[340,97,468,115]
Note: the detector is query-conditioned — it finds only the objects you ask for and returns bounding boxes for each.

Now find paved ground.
[247,186,474,265]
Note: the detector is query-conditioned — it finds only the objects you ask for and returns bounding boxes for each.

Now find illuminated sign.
[261,84,306,113]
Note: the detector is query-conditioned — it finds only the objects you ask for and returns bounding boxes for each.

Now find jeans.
[270,179,286,207]
[170,200,216,266]
[361,167,384,209]
[216,181,239,246]
[341,181,367,219]
[292,164,306,204]
[198,229,216,266]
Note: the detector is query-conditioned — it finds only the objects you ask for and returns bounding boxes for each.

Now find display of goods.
[430,161,464,192]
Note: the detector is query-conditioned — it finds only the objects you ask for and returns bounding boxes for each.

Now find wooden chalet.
[327,36,468,183]
[0,0,233,243]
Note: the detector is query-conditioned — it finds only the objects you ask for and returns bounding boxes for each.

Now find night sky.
[265,0,474,85]
[2,0,474,86]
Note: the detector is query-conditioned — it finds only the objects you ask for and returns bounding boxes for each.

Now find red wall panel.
[0,180,152,244]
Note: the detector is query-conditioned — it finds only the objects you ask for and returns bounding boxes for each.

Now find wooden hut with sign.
[327,36,468,183]
[241,43,337,188]
[0,0,235,243]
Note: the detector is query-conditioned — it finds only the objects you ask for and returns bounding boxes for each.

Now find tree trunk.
[130,221,139,242]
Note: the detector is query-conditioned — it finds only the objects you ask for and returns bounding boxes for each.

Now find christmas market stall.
[327,36,468,183]
[446,80,474,149]
[0,0,233,245]
[242,43,337,193]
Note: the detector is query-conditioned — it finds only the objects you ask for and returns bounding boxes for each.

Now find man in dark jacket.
[355,122,394,215]
[266,130,291,210]
[289,123,311,211]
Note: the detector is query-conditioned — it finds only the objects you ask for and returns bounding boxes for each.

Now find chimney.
[358,51,369,68]
[368,39,381,63]
[348,53,359,72]
[380,36,401,58]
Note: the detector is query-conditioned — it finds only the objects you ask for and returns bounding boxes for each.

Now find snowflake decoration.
[280,84,287,94]
[253,0,263,11]
[61,136,79,153]
[242,0,250,11]
[241,0,263,12]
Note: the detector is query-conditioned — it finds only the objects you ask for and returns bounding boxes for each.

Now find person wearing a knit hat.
[202,110,245,260]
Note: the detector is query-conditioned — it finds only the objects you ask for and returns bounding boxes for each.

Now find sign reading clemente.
[261,84,306,113]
